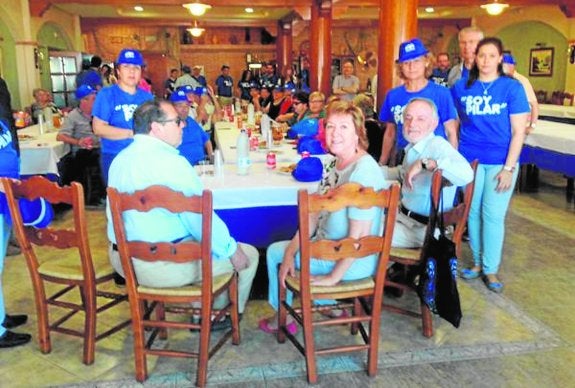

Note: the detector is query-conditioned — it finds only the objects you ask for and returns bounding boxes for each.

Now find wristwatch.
[503,165,515,172]
[421,158,430,170]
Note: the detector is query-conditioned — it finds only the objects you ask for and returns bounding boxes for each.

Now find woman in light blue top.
[258,101,388,334]
[451,37,529,293]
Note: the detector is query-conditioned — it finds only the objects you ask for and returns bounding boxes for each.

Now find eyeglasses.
[158,117,184,126]
[310,100,324,103]
[292,101,302,106]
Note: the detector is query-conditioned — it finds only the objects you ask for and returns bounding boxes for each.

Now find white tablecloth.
[18,125,69,176]
[197,162,319,210]
[538,104,575,120]
[525,120,575,155]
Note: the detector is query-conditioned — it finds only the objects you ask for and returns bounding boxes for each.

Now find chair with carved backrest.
[1,176,130,365]
[277,182,400,384]
[107,185,240,387]
[382,160,478,337]
[563,92,574,106]
[550,91,564,105]
[535,90,547,104]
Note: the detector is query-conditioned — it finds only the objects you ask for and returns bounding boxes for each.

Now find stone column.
[310,0,332,96]
[376,0,418,109]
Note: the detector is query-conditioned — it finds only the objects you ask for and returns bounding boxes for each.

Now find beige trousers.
[109,242,259,313]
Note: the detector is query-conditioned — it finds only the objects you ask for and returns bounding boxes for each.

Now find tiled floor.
[0,171,574,387]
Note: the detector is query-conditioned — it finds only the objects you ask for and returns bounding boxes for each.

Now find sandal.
[483,275,504,293]
[319,308,349,319]
[258,318,297,335]
[460,267,481,280]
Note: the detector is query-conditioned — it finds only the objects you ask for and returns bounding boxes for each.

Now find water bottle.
[38,113,45,135]
[247,103,255,125]
[236,129,250,175]
[261,113,270,143]
[214,149,224,177]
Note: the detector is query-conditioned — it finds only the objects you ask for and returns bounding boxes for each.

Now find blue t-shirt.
[451,75,530,165]
[238,80,256,100]
[0,122,19,218]
[177,117,209,166]
[379,81,457,149]
[92,84,153,156]
[215,75,233,97]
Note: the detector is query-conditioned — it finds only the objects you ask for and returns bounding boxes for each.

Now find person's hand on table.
[230,245,250,271]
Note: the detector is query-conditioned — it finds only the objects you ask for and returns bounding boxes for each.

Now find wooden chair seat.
[38,255,116,280]
[389,247,421,262]
[277,182,400,384]
[285,273,375,294]
[138,272,234,297]
[383,161,478,338]
[1,176,130,365]
[108,185,240,387]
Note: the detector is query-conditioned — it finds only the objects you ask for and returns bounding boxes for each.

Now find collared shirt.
[332,74,359,101]
[106,134,237,261]
[58,107,100,153]
[382,132,474,216]
[174,74,201,90]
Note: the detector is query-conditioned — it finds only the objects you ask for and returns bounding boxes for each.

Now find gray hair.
[403,97,439,121]
[459,26,484,40]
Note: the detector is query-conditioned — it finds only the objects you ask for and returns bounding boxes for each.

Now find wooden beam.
[29,0,52,17]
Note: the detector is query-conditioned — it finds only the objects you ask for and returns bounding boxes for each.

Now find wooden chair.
[382,161,478,337]
[563,92,574,106]
[1,176,130,365]
[535,90,547,104]
[550,91,564,105]
[277,182,400,384]
[107,185,240,387]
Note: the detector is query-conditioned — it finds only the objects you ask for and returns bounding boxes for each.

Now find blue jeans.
[0,216,11,336]
[468,163,518,275]
[266,240,377,311]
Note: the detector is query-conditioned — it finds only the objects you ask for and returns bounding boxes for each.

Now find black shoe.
[190,314,241,332]
[113,272,126,287]
[3,314,27,329]
[0,330,32,348]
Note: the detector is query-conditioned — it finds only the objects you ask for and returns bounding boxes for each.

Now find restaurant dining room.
[0,0,574,386]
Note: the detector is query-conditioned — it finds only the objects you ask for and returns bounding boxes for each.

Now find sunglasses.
[158,117,184,126]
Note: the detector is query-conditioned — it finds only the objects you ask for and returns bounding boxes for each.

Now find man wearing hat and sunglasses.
[379,38,458,167]
[92,48,153,185]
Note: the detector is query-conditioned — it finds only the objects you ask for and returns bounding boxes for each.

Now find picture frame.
[529,48,554,77]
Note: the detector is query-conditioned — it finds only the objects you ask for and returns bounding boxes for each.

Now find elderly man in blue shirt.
[106,99,258,328]
[382,97,473,248]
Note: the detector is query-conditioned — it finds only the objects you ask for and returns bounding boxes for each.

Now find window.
[49,53,80,108]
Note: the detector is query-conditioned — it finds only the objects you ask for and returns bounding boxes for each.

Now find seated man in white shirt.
[382,97,473,249]
[107,99,259,329]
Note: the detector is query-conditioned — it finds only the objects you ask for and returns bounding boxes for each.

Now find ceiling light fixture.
[134,5,144,12]
[480,1,509,16]
[187,20,205,37]
[245,7,254,13]
[425,7,435,13]
[183,1,212,17]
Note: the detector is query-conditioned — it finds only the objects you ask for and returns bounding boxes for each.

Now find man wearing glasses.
[107,99,259,329]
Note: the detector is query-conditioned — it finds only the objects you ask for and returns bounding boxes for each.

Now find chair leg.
[34,280,52,355]
[196,306,212,388]
[133,300,148,382]
[367,299,381,377]
[156,302,167,340]
[230,274,240,345]
[277,283,287,344]
[421,302,433,338]
[80,285,97,365]
[351,298,361,335]
[301,298,317,384]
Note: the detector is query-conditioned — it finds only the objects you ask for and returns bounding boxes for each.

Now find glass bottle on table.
[236,129,251,175]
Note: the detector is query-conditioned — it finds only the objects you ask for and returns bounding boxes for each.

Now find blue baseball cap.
[178,85,195,94]
[193,87,207,96]
[297,136,326,155]
[292,157,323,182]
[18,198,54,228]
[116,49,144,66]
[75,84,97,100]
[170,89,189,103]
[503,53,516,65]
[397,38,429,63]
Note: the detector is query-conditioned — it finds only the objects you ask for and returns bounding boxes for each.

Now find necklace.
[479,80,495,95]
